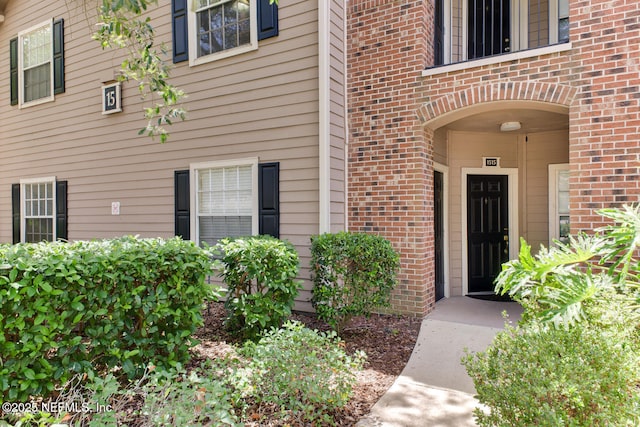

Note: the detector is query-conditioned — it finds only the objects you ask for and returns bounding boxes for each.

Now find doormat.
[467,293,513,302]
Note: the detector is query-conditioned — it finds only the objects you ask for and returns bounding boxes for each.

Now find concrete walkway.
[357,296,523,427]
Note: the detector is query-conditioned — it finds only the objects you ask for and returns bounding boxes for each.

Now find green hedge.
[0,236,214,402]
[310,232,399,332]
[217,235,301,340]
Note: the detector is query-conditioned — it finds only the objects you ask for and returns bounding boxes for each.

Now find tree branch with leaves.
[92,0,185,143]
[91,0,279,142]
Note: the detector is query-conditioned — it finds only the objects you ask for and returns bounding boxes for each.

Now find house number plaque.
[483,157,500,168]
[102,82,122,115]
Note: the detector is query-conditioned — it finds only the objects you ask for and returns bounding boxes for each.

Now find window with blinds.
[196,164,253,246]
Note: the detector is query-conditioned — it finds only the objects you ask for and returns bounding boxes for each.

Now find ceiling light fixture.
[500,121,521,132]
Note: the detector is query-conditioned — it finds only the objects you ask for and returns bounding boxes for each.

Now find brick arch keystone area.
[418,82,577,129]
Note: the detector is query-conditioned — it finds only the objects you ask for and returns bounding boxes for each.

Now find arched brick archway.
[417,82,577,129]
[417,80,577,301]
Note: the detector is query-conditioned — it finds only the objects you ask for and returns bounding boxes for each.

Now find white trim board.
[434,163,450,299]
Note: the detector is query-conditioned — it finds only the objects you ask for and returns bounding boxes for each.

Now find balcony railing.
[434,0,569,67]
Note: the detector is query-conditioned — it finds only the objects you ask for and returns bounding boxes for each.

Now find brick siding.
[348,0,435,316]
[348,0,640,315]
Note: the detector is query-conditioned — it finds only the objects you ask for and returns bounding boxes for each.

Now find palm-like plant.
[495,204,640,327]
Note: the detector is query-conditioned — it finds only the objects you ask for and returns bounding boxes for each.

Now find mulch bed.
[190,302,422,426]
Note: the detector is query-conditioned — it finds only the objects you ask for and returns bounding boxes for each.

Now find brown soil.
[191,301,422,426]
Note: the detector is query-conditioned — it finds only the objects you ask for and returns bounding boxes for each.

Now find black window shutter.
[257,0,279,41]
[172,0,189,63]
[174,170,191,239]
[56,181,68,241]
[434,0,444,66]
[12,184,20,243]
[53,19,65,94]
[10,38,18,105]
[258,162,280,238]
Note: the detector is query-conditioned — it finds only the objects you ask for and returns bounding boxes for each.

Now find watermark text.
[2,400,112,415]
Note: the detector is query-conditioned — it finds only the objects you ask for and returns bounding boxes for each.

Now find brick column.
[569,0,640,232]
[348,0,435,316]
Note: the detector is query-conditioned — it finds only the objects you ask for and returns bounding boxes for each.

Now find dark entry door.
[468,0,511,59]
[434,171,445,301]
[467,174,509,293]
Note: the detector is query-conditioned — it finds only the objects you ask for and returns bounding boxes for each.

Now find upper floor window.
[557,0,569,43]
[20,21,53,104]
[10,19,65,107]
[434,0,570,66]
[173,0,278,65]
[188,0,258,65]
[196,0,251,56]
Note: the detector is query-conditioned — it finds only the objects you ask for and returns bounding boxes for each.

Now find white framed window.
[21,177,56,243]
[437,0,569,65]
[18,20,54,107]
[188,0,258,66]
[557,0,570,43]
[190,158,259,246]
[548,164,570,245]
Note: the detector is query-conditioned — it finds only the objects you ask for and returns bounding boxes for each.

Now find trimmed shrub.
[0,236,214,402]
[216,235,301,339]
[463,315,640,426]
[239,321,366,425]
[310,232,399,332]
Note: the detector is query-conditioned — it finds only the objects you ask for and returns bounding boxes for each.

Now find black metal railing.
[434,0,569,67]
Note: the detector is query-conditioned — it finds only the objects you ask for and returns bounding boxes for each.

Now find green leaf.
[34,314,46,325]
[71,301,85,311]
[40,281,53,293]
[72,312,83,324]
[23,368,36,380]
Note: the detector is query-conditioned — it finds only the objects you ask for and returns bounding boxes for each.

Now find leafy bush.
[310,232,400,332]
[217,235,301,339]
[140,367,241,427]
[0,236,214,402]
[463,315,640,426]
[239,321,366,425]
[11,366,241,427]
[2,411,61,427]
[464,205,640,426]
[495,205,640,326]
[3,322,365,426]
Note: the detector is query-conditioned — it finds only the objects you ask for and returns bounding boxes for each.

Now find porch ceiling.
[444,108,568,134]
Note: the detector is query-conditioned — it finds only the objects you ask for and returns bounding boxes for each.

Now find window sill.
[18,95,55,109]
[422,43,572,77]
[189,42,257,67]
